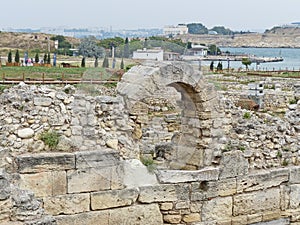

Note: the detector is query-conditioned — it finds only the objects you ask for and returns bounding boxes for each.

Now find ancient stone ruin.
[0,61,300,225]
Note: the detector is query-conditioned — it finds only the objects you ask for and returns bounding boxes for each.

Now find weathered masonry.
[0,62,300,225]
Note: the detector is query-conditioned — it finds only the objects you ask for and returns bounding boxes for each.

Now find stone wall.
[1,62,300,224]
[4,150,300,225]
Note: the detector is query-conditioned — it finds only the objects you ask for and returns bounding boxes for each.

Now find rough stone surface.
[233,188,280,216]
[91,188,138,210]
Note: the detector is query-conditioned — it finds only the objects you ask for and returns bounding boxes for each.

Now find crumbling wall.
[1,62,300,224]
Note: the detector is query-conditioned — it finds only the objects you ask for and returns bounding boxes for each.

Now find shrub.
[40,130,60,149]
[140,155,156,173]
[289,98,297,104]
[243,112,251,119]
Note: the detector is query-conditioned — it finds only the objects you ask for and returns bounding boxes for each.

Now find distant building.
[132,48,164,61]
[163,24,188,36]
[163,52,181,61]
[185,44,208,57]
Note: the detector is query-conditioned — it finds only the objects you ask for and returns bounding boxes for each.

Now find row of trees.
[187,23,252,35]
[7,50,51,64]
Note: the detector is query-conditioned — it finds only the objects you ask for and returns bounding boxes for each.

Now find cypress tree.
[43,53,47,64]
[8,50,12,63]
[124,37,130,58]
[81,57,86,67]
[15,50,20,63]
[35,53,39,63]
[94,57,98,68]
[210,61,214,71]
[47,53,51,64]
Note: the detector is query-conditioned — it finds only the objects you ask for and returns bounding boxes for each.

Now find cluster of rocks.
[0,83,138,171]
[223,96,300,170]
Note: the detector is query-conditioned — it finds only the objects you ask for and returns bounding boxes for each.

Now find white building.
[186,44,208,56]
[132,48,164,61]
[163,24,188,36]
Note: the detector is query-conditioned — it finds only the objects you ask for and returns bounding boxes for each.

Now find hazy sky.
[1,0,300,31]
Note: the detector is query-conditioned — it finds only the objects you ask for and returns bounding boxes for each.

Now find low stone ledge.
[139,184,189,203]
[55,204,163,225]
[15,153,75,173]
[75,149,120,169]
[156,167,219,184]
[237,168,289,193]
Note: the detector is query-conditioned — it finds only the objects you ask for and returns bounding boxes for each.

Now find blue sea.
[212,47,300,70]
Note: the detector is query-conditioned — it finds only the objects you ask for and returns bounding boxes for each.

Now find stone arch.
[117,61,225,169]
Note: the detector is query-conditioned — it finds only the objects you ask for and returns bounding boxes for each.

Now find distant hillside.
[179,28,300,48]
[0,32,80,53]
[265,26,300,35]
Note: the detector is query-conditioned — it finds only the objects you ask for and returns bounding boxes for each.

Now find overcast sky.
[1,0,299,31]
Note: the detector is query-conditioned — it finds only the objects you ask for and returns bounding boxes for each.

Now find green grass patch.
[243,112,251,119]
[40,130,60,149]
[140,155,157,173]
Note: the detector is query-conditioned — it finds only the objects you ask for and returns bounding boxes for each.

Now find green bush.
[140,155,156,173]
[243,112,251,119]
[40,130,60,149]
[289,98,297,104]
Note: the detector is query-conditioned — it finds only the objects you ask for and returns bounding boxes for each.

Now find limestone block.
[160,202,173,211]
[190,201,202,213]
[262,210,282,222]
[163,214,182,223]
[91,188,138,210]
[0,178,11,200]
[43,193,90,216]
[182,213,201,223]
[122,159,158,188]
[247,213,263,224]
[19,171,66,197]
[75,149,119,169]
[17,128,34,139]
[217,178,237,196]
[15,153,75,173]
[290,166,300,184]
[106,139,119,150]
[33,97,52,106]
[280,185,290,211]
[55,211,109,225]
[290,185,300,209]
[139,184,189,203]
[108,204,163,225]
[157,167,219,184]
[67,167,111,193]
[175,201,190,209]
[237,168,289,193]
[191,178,236,201]
[219,151,249,179]
[231,216,247,225]
[233,188,280,216]
[202,196,233,221]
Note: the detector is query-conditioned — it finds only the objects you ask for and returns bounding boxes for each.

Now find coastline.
[179,33,300,48]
